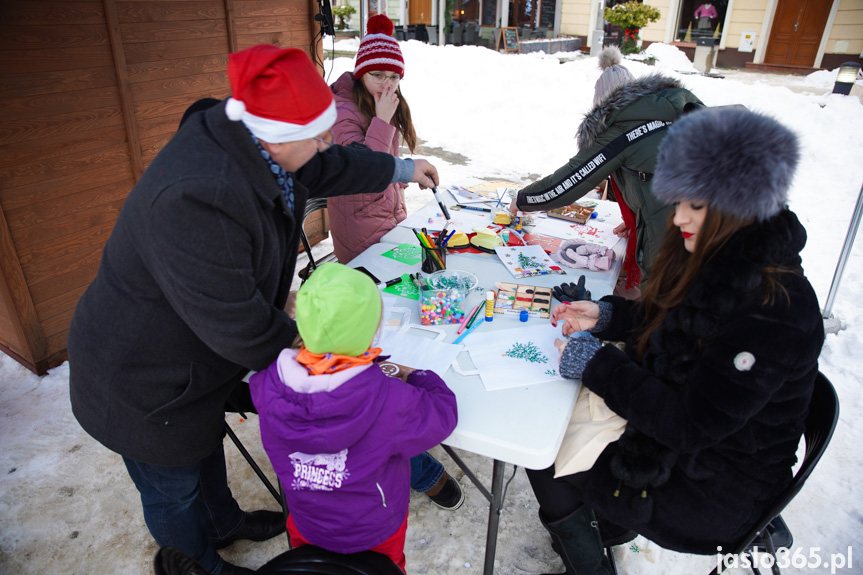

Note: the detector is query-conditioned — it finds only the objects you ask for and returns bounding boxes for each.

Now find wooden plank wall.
[0,0,325,374]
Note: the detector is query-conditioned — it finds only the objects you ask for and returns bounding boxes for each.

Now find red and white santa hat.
[354,15,405,79]
[225,45,336,142]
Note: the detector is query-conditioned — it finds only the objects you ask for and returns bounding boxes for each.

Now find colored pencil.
[440,229,457,248]
[495,188,507,208]
[464,298,485,330]
[453,316,483,344]
[414,228,445,270]
[457,303,481,335]
[437,223,449,247]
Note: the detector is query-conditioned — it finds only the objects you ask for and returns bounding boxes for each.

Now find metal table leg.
[483,459,506,575]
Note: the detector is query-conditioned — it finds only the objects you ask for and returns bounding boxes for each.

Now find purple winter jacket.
[249,349,457,553]
[328,72,408,263]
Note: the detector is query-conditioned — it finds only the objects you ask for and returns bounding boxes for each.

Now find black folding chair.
[298,198,337,283]
[708,371,839,575]
[154,544,402,575]
[258,545,403,574]
[606,371,839,575]
[225,380,291,547]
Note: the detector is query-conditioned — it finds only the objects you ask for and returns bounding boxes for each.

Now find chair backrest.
[258,544,403,575]
[300,198,329,256]
[298,197,335,283]
[303,197,329,221]
[451,22,463,45]
[728,371,839,556]
[464,23,477,44]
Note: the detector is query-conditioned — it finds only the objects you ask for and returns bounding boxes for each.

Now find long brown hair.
[352,76,418,153]
[635,207,797,358]
[635,207,754,358]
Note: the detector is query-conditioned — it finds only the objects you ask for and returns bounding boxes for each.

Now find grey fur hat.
[593,46,635,107]
[652,107,799,221]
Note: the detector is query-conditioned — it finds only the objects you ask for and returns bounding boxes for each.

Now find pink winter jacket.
[328,72,408,263]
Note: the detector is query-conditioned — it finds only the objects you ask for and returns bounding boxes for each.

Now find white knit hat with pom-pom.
[225,44,336,143]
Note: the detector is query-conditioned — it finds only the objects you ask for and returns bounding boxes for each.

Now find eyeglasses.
[312,130,333,150]
[366,71,402,84]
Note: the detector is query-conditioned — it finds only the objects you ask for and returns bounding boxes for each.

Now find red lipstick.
[681,232,693,238]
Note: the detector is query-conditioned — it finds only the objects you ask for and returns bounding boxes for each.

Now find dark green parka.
[516,74,702,280]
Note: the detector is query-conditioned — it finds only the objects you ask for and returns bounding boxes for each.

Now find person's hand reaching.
[550,300,600,336]
[613,222,630,238]
[411,159,439,189]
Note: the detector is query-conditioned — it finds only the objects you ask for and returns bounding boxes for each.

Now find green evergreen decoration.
[504,341,548,364]
[517,253,543,269]
[331,4,356,30]
[604,1,661,55]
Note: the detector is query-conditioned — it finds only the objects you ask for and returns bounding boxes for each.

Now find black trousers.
[526,465,591,522]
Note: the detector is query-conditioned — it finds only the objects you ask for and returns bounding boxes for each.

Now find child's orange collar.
[295,346,383,375]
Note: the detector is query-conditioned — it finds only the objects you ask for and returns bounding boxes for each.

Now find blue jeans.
[410,451,445,493]
[123,444,245,574]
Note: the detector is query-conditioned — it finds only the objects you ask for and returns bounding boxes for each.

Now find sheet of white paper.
[463,324,565,391]
[447,185,489,203]
[378,327,463,374]
[399,199,493,231]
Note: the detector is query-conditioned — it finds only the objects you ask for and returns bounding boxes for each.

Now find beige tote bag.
[554,385,627,478]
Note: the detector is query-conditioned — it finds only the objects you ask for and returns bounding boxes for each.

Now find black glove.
[552,275,591,303]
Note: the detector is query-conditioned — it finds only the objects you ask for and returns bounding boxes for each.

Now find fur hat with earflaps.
[652,107,799,221]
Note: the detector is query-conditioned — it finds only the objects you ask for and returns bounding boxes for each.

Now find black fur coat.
[574,209,824,554]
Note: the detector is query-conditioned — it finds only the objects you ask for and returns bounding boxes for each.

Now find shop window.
[454,0,479,22]
[675,0,726,42]
[539,0,555,28]
[509,0,536,28]
[482,0,497,26]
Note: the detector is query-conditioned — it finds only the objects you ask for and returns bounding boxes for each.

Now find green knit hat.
[296,262,382,356]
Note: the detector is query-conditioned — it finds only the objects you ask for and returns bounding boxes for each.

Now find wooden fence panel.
[0,0,325,373]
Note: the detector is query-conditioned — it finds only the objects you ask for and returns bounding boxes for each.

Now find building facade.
[341,0,862,71]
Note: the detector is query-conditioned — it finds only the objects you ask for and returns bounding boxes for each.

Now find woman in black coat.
[528,108,825,574]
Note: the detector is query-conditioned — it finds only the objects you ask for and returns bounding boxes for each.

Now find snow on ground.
[2,42,862,575]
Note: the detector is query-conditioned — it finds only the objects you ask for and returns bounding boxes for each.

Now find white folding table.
[346,211,625,574]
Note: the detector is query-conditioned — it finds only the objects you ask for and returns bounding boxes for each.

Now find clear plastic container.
[419,270,476,326]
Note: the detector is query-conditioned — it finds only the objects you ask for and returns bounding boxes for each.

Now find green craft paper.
[381,243,421,265]
[383,273,419,300]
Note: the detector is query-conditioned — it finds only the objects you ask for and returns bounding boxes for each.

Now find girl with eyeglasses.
[328,14,465,514]
[328,14,418,264]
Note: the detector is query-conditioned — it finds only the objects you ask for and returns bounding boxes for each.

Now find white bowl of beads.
[426,269,478,292]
